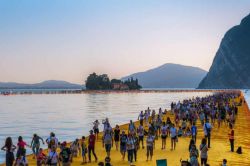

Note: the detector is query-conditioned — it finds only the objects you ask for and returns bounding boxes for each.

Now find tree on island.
[85,73,141,90]
[85,73,111,90]
[124,77,142,90]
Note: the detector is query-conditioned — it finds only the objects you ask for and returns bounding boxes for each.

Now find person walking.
[114,125,120,151]
[103,129,113,158]
[170,124,177,150]
[146,133,154,161]
[47,145,60,166]
[120,131,127,160]
[137,122,144,149]
[1,137,16,166]
[126,134,135,165]
[31,134,45,159]
[161,122,167,149]
[191,123,197,143]
[88,130,98,163]
[228,124,235,152]
[203,119,212,148]
[59,142,72,166]
[199,138,208,166]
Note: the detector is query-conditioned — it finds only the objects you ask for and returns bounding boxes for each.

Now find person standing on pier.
[93,120,100,140]
[88,130,98,163]
[138,111,144,125]
[228,124,235,152]
[1,137,16,166]
[203,119,212,148]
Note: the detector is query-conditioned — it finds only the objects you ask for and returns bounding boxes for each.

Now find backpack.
[205,124,211,135]
[236,146,242,154]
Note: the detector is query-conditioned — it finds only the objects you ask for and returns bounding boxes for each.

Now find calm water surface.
[0,92,213,163]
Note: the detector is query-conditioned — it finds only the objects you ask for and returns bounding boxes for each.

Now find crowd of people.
[1,92,241,166]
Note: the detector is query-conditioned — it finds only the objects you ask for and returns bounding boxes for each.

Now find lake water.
[0,91,213,163]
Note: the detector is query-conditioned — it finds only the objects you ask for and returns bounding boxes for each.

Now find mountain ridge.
[198,13,250,89]
[122,63,207,88]
[0,80,83,89]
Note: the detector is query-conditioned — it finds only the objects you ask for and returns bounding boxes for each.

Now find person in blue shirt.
[191,123,197,143]
[203,119,212,148]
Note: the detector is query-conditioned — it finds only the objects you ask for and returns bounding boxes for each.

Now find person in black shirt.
[59,142,72,166]
[114,125,120,151]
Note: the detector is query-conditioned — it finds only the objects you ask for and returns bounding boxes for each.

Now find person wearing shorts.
[137,122,144,149]
[161,122,168,149]
[120,131,127,160]
[170,124,177,150]
[103,130,113,157]
[146,133,154,161]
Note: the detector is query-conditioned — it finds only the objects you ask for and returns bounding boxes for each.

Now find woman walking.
[161,122,167,149]
[199,138,208,166]
[228,124,234,152]
[1,137,16,166]
[114,125,120,151]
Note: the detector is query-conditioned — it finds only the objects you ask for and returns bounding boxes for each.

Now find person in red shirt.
[88,130,98,162]
[228,124,235,152]
[16,136,31,158]
[36,148,47,166]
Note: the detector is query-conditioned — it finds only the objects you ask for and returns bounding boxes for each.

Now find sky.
[0,0,250,84]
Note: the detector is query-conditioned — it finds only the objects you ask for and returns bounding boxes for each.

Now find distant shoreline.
[0,89,241,95]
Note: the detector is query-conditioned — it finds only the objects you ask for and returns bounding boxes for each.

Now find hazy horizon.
[1,0,250,84]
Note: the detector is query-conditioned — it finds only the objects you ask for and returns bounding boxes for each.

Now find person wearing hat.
[59,141,72,166]
[88,130,98,162]
[203,119,212,148]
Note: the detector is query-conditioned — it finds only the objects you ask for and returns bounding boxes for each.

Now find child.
[105,156,112,166]
[81,136,87,164]
[36,148,47,166]
[70,139,81,157]
[222,159,227,166]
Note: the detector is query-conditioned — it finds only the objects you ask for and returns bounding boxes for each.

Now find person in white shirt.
[138,111,144,125]
[126,134,135,165]
[170,124,177,150]
[161,122,168,150]
[47,146,60,166]
[146,133,154,161]
[137,122,144,149]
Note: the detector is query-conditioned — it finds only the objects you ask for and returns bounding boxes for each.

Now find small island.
[85,73,142,90]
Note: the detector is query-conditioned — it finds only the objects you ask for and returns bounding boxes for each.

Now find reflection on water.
[0,92,212,163]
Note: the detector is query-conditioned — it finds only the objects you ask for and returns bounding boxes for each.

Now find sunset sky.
[0,0,250,84]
